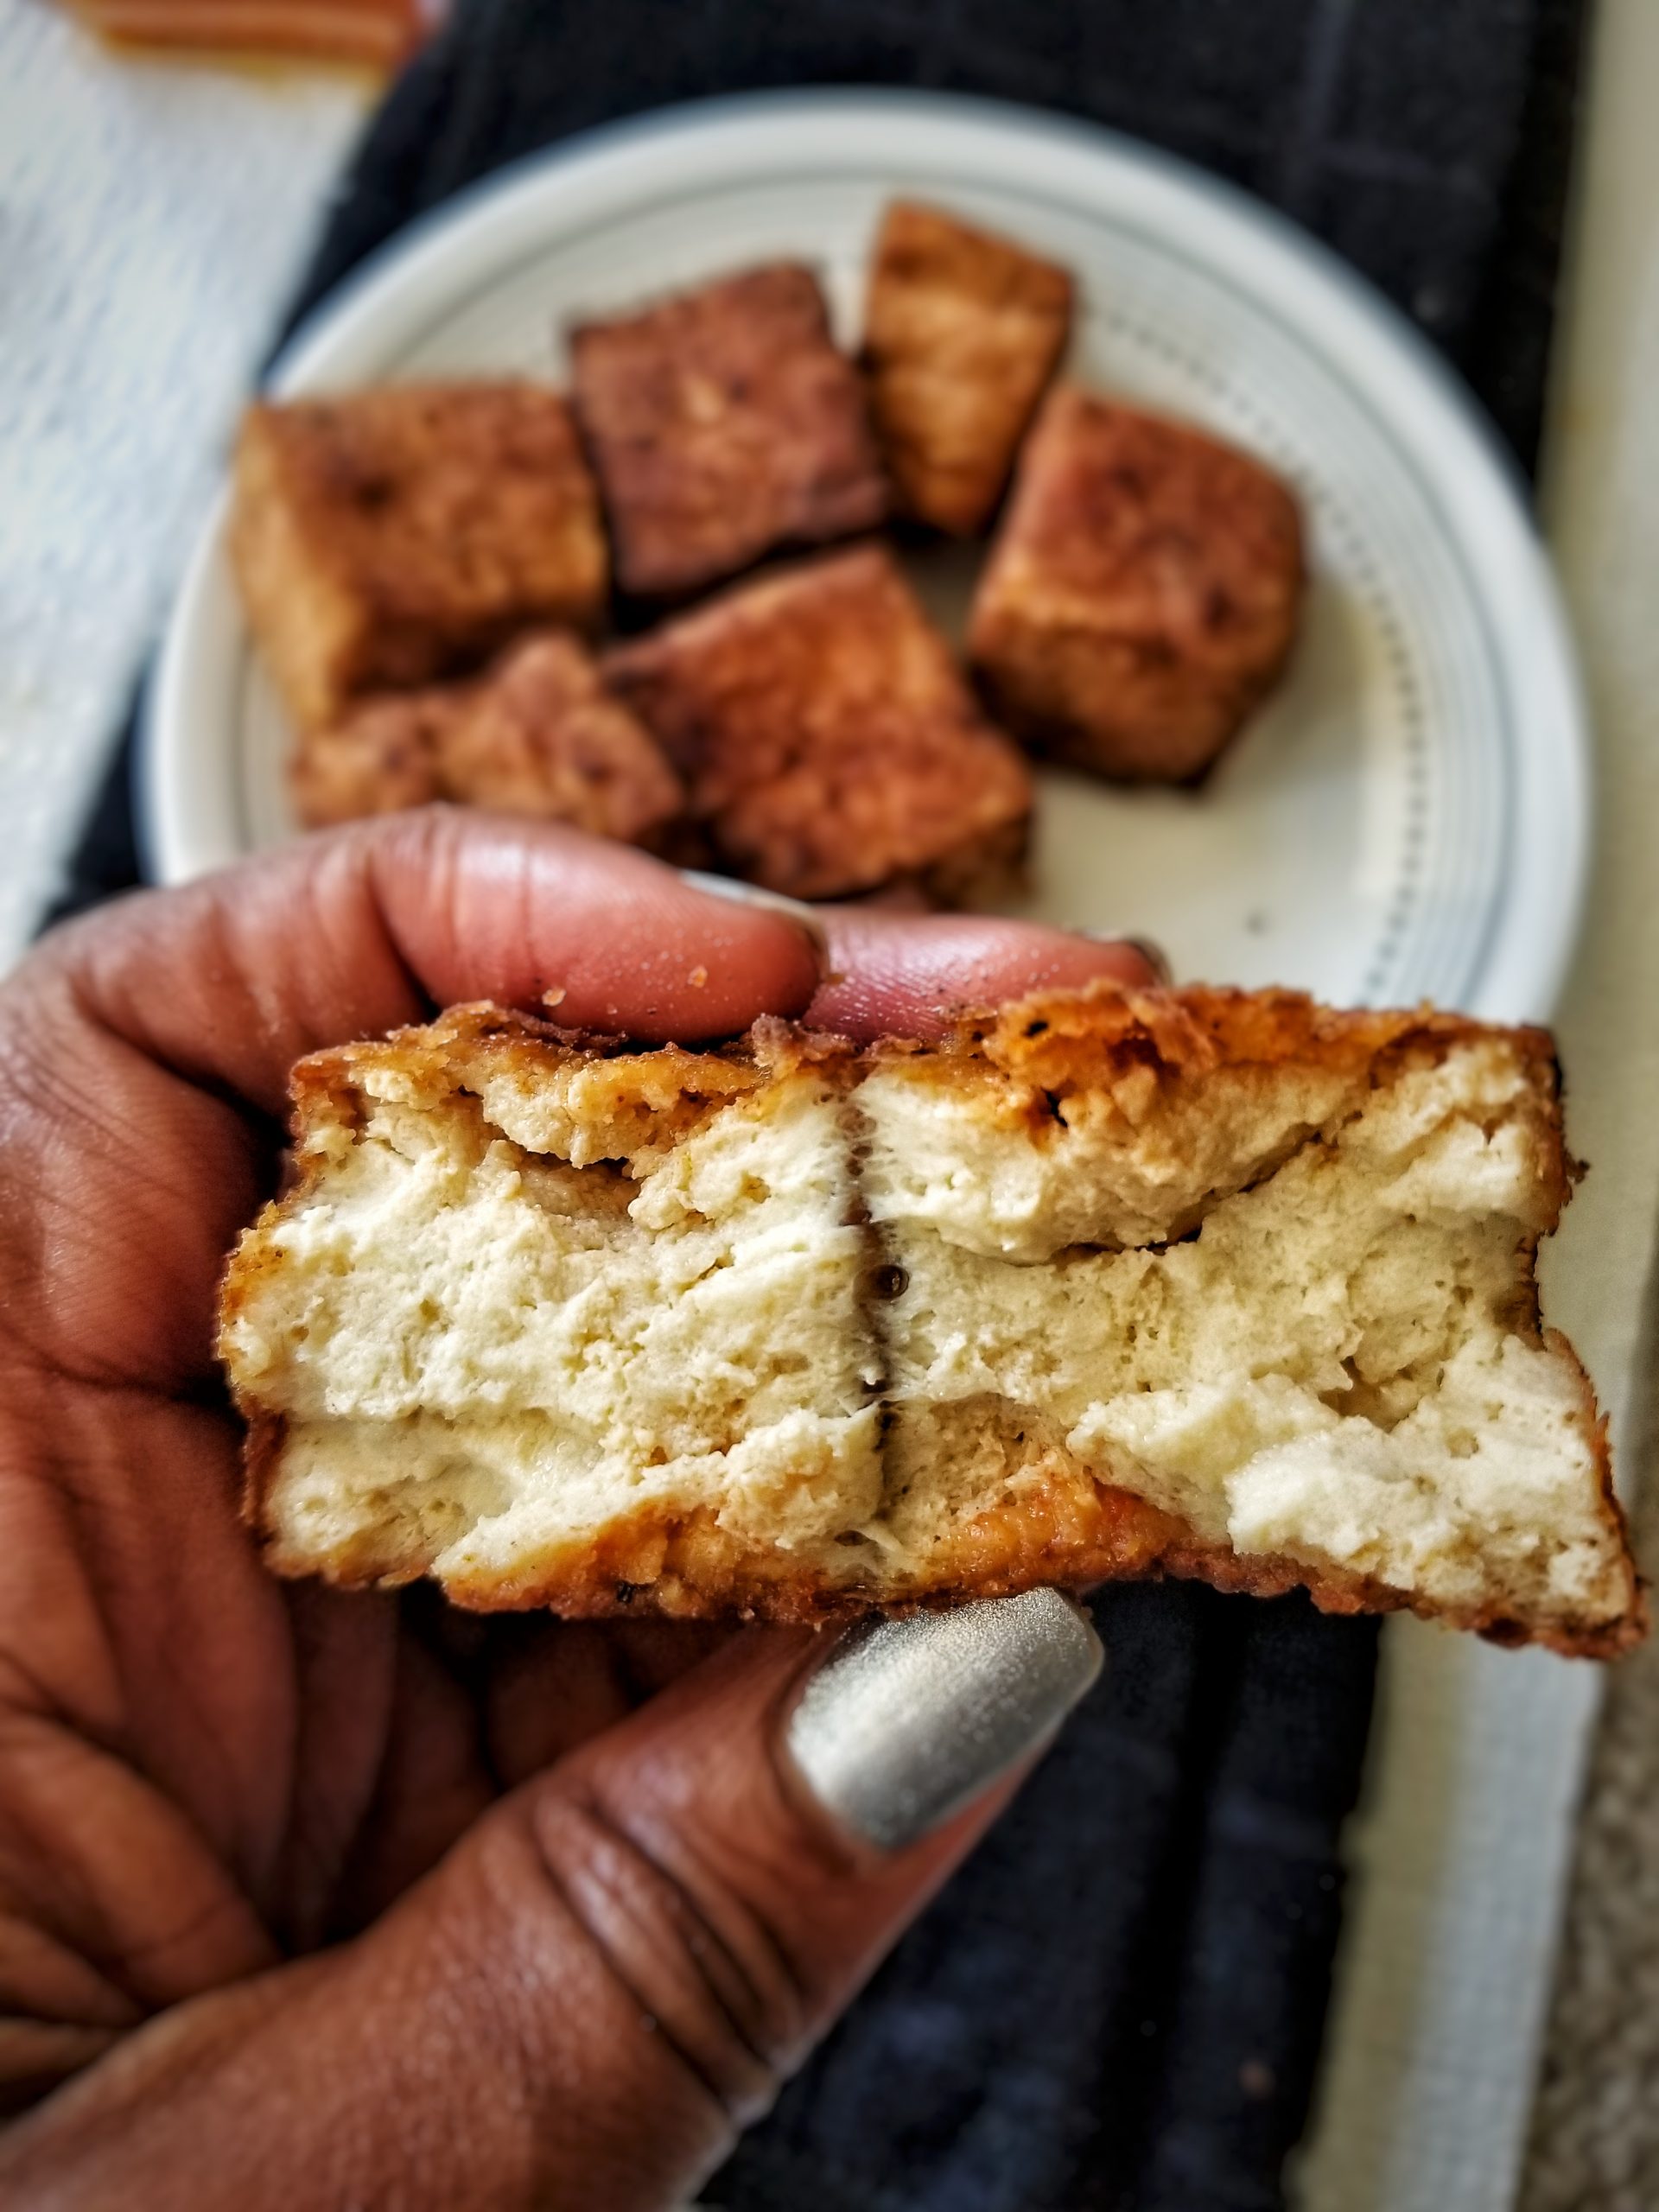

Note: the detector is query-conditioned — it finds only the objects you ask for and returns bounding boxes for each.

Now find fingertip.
[809,912,1163,1041]
[369,812,824,1041]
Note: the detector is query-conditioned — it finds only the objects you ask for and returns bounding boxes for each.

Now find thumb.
[0,1595,1100,2212]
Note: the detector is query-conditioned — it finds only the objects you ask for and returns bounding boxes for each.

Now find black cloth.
[43,7,1586,2207]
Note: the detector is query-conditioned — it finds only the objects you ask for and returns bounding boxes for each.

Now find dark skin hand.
[0,810,1151,2208]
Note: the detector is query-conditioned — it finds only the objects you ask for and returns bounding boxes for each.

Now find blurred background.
[3,3,1658,2208]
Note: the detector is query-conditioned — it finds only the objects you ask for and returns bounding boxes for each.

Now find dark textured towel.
[44,6,1586,2206]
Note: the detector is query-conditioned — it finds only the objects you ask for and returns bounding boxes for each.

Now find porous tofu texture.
[291,632,683,846]
[245,1072,881,1579]
[863,201,1073,534]
[603,545,1032,903]
[969,387,1305,781]
[569,264,888,597]
[230,386,608,730]
[220,988,1643,1656]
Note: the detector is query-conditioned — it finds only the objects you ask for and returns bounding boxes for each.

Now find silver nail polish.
[785,1589,1103,1853]
[681,871,830,965]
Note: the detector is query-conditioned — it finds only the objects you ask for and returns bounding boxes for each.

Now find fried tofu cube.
[569,264,888,598]
[231,385,609,730]
[604,545,1032,903]
[431,632,683,840]
[863,201,1072,534]
[292,632,683,848]
[968,388,1305,780]
[290,697,444,828]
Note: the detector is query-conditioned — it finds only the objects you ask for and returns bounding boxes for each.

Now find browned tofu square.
[431,632,683,840]
[863,201,1072,535]
[292,632,683,848]
[968,388,1305,780]
[231,385,609,730]
[569,264,888,598]
[603,545,1032,903]
[290,696,445,828]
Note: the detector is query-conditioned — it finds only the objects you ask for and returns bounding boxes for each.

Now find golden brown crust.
[251,1452,1643,1662]
[603,544,1033,903]
[968,387,1306,781]
[933,980,1567,1174]
[569,264,888,598]
[941,979,1520,1083]
[230,386,608,730]
[286,982,1547,1089]
[254,982,1574,1243]
[863,201,1073,534]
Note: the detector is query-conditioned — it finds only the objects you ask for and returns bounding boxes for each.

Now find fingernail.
[784,1589,1103,1853]
[682,870,830,971]
[1079,931,1173,986]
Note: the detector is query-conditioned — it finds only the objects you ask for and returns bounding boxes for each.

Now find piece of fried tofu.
[224,986,1643,1657]
[569,264,889,599]
[231,386,609,730]
[292,632,683,848]
[969,388,1305,781]
[863,201,1073,534]
[432,632,683,838]
[290,696,445,827]
[604,545,1032,903]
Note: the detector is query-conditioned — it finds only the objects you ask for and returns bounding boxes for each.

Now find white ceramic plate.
[142,90,1588,1021]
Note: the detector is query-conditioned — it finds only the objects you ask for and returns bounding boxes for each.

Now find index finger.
[38,810,825,1118]
[810,909,1162,1041]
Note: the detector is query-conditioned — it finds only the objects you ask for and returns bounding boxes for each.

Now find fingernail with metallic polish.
[785,1589,1103,1853]
[1079,931,1173,986]
[682,870,830,969]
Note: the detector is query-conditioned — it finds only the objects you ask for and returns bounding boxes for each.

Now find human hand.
[0,810,1151,2208]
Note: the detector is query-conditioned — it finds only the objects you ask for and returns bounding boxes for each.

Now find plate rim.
[141,86,1590,1023]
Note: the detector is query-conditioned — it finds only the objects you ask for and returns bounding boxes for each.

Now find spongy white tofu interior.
[874,1053,1605,1618]
[228,1071,882,1579]
[223,1037,1619,1626]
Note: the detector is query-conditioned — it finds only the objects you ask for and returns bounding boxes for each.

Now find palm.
[0,1080,399,2031]
[0,905,715,2095]
[5,1268,721,2076]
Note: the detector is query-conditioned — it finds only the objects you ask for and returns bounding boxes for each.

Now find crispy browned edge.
[225,986,1647,1658]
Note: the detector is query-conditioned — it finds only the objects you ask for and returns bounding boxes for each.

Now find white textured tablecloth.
[0,1,367,962]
